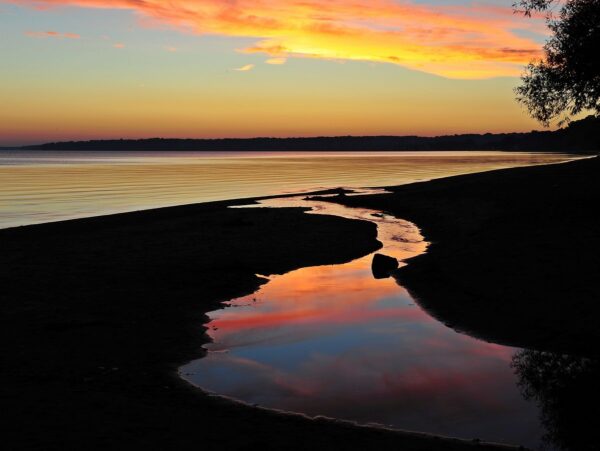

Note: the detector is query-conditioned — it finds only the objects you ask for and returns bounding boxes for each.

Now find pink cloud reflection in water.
[180,197,543,447]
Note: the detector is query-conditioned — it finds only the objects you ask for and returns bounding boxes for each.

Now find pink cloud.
[24,30,80,38]
[265,57,287,65]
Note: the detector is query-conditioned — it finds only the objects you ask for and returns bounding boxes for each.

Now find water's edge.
[178,192,534,449]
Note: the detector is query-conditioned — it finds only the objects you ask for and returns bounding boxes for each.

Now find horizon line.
[4,128,561,149]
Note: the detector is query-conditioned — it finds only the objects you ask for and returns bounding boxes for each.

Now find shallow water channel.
[180,193,545,448]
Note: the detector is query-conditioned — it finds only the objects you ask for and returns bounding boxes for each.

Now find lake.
[0,150,575,229]
[1,149,580,448]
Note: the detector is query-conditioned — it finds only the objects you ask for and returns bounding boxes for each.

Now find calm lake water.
[181,196,546,448]
[1,150,580,448]
[0,150,575,229]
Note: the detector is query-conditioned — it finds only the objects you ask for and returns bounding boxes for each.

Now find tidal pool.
[180,194,546,448]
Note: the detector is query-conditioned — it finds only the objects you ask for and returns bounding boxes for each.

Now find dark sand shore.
[4,157,598,450]
[1,195,518,449]
[322,156,600,357]
[318,156,600,450]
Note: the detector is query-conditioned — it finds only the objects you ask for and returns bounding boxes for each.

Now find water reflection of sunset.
[0,151,576,229]
[182,196,544,447]
[209,256,428,345]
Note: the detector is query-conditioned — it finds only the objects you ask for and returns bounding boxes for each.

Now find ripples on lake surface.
[0,150,575,228]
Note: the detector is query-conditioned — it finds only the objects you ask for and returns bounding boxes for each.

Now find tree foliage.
[514,0,600,125]
[512,350,600,450]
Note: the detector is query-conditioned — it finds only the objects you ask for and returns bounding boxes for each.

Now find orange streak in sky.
[8,0,545,78]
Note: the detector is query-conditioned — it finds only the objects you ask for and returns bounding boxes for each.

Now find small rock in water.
[371,253,399,279]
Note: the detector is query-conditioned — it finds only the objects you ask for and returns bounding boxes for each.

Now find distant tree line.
[22,115,599,152]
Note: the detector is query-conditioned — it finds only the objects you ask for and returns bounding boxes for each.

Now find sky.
[0,0,553,145]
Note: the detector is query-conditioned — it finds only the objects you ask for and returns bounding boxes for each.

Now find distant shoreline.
[8,115,599,153]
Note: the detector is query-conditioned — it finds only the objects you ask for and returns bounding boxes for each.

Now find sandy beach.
[3,157,598,450]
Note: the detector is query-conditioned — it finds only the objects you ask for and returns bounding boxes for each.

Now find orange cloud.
[24,30,80,38]
[10,0,545,78]
[234,63,254,72]
[265,57,287,65]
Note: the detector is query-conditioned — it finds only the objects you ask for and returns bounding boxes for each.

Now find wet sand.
[1,194,517,449]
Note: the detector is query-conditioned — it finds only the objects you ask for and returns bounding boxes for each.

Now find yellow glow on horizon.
[0,72,545,145]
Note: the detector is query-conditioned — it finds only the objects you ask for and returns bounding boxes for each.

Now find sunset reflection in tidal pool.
[181,196,544,448]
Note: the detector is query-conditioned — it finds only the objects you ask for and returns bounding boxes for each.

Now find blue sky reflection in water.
[181,197,544,448]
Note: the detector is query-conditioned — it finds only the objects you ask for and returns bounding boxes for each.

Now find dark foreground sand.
[1,195,519,450]
[5,156,599,450]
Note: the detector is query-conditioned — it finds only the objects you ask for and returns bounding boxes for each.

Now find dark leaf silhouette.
[514,0,600,125]
[512,350,600,450]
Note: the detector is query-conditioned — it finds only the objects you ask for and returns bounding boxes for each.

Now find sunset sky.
[0,0,552,145]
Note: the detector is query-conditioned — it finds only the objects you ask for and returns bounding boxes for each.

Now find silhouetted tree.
[512,350,600,450]
[514,0,600,125]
